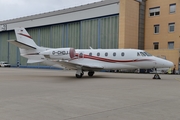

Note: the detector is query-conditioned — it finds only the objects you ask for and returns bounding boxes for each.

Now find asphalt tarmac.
[0,68,180,120]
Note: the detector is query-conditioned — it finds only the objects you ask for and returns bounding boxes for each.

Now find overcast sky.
[0,0,101,21]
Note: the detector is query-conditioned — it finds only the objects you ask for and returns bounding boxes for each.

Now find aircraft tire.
[88,71,94,77]
[76,74,83,78]
[153,74,161,79]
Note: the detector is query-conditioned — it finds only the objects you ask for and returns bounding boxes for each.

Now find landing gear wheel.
[88,71,94,77]
[76,74,83,78]
[153,73,161,79]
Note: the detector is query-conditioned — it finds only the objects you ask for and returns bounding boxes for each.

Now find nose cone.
[154,57,174,68]
[166,61,174,68]
[161,59,174,68]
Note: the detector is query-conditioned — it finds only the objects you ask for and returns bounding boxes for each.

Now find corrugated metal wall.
[100,15,119,49]
[8,31,17,66]
[81,19,99,49]
[0,32,8,62]
[0,15,119,68]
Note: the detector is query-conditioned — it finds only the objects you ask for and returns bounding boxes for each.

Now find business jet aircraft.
[8,27,173,79]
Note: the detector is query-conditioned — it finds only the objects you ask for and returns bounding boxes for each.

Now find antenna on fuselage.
[89,46,93,49]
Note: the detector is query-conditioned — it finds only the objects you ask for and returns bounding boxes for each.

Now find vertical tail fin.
[8,27,44,63]
[8,27,38,50]
[14,27,38,49]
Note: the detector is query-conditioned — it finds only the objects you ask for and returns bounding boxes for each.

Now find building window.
[149,7,160,16]
[153,42,159,50]
[170,3,176,13]
[169,23,175,32]
[154,24,159,34]
[168,42,174,49]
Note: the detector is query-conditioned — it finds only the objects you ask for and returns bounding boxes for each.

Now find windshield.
[137,52,152,57]
[140,52,146,56]
[144,52,152,56]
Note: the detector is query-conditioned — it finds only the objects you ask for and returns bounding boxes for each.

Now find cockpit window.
[137,52,140,56]
[137,52,152,57]
[144,52,152,56]
[140,52,146,56]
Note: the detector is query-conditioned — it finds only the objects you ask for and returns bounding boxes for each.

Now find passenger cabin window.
[89,52,92,56]
[113,52,116,57]
[97,52,100,56]
[79,53,83,58]
[105,52,108,56]
[121,52,125,57]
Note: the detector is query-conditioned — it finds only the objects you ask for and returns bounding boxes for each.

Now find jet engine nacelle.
[40,48,75,60]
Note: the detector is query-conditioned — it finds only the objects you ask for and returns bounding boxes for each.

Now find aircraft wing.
[58,60,104,71]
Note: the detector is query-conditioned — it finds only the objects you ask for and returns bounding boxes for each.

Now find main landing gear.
[76,72,84,78]
[88,71,94,77]
[152,68,161,79]
[75,70,95,78]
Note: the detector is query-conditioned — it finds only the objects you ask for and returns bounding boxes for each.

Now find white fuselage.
[9,27,174,78]
[22,48,174,70]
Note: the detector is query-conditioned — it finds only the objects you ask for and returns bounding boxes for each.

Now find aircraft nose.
[167,61,174,68]
[163,60,174,68]
[154,56,174,68]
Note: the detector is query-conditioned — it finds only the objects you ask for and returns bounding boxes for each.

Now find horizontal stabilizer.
[7,40,36,50]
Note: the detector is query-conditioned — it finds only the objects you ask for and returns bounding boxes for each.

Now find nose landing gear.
[153,73,161,79]
[153,68,161,79]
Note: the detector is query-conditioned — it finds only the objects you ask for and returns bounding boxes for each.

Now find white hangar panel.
[0,0,119,31]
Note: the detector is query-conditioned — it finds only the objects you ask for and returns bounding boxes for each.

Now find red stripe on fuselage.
[18,33,32,39]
